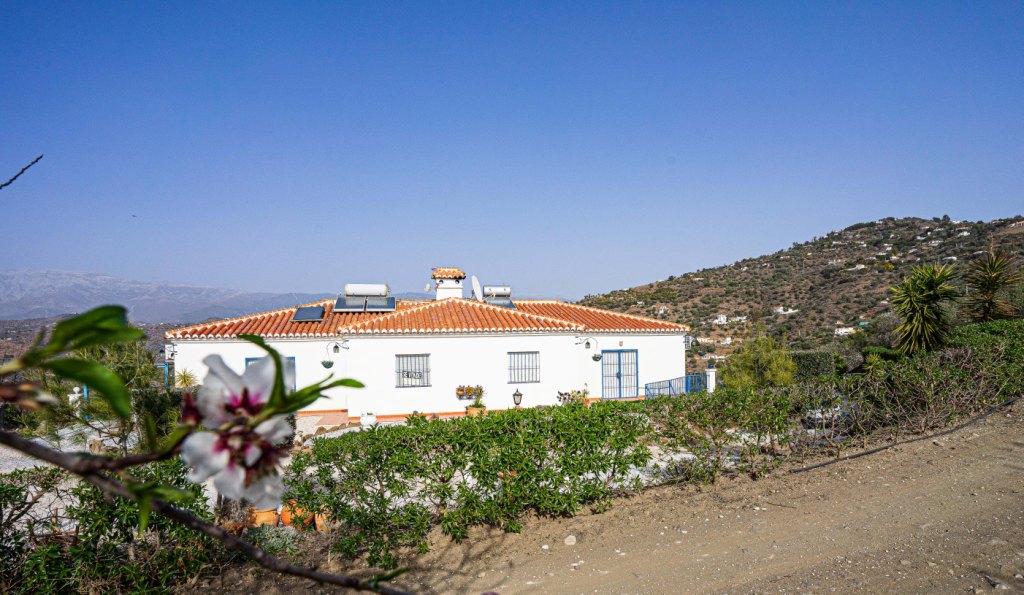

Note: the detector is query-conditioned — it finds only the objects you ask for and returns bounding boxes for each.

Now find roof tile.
[165,297,688,339]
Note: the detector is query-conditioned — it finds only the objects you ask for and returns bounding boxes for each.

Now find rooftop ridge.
[165,298,335,339]
[336,298,449,333]
[525,300,690,331]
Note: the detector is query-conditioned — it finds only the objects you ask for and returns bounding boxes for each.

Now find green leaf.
[280,377,364,413]
[142,414,159,452]
[128,482,194,533]
[42,306,144,357]
[41,358,132,418]
[161,424,194,452]
[137,493,153,532]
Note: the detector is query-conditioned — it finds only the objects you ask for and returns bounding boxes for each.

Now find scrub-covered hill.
[580,215,1024,348]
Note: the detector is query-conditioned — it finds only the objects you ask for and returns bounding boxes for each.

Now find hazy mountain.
[0,269,332,324]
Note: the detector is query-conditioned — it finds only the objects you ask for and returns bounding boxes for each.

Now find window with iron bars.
[396,354,430,387]
[508,351,540,383]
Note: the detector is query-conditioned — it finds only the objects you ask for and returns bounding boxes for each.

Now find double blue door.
[602,349,638,399]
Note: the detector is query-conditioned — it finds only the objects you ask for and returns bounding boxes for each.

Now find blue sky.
[3,2,1022,298]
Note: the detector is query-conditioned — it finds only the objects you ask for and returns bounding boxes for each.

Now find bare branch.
[0,154,44,190]
[0,429,412,595]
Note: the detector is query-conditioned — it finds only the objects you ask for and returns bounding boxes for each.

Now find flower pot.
[361,413,377,425]
[245,508,279,528]
[280,500,313,528]
[466,406,486,418]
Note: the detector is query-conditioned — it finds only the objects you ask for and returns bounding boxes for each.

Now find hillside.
[580,215,1024,348]
[0,270,331,323]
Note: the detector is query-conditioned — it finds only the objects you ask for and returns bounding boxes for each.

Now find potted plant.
[466,389,486,417]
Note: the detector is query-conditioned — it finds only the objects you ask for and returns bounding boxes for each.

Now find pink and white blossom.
[179,354,293,508]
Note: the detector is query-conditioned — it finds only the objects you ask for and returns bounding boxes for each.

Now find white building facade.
[166,268,690,429]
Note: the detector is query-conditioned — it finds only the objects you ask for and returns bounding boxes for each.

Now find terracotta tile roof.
[339,298,581,334]
[166,298,687,340]
[431,267,466,280]
[515,301,690,333]
[164,299,425,339]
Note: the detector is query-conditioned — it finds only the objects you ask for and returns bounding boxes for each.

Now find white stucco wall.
[170,332,686,421]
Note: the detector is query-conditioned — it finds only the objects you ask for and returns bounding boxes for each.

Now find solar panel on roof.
[333,296,365,312]
[484,297,516,309]
[332,295,397,312]
[292,306,325,322]
[364,296,397,312]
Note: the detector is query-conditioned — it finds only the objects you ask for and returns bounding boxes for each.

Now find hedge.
[790,350,836,379]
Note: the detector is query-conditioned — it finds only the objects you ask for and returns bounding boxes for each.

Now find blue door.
[601,350,638,399]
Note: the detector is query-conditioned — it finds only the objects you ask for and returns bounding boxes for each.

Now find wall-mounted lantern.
[512,389,523,408]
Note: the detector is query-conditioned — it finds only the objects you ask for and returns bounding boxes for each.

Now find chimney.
[431,267,466,300]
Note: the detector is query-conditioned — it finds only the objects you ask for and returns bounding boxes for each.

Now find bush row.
[286,403,653,568]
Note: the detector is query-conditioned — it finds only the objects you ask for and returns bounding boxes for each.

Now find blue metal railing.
[644,373,707,398]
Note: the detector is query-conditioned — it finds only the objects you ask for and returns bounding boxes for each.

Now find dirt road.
[221,403,1024,594]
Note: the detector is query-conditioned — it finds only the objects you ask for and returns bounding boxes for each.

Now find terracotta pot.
[280,500,313,528]
[245,508,279,528]
[219,522,246,536]
[466,406,486,418]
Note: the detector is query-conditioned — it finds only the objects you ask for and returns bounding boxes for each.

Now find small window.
[396,354,430,387]
[508,351,539,383]
[246,356,296,391]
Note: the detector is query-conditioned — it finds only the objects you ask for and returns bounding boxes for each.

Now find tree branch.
[0,429,412,595]
[0,154,44,191]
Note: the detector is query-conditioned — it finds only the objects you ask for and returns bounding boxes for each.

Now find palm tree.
[175,368,198,389]
[890,263,959,354]
[963,245,1022,322]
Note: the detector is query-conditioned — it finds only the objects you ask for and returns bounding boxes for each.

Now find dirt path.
[218,403,1024,594]
[392,404,1024,594]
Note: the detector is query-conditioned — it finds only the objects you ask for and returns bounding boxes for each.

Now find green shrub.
[643,387,791,480]
[789,350,836,379]
[948,319,1024,360]
[0,467,68,584]
[861,346,904,361]
[7,460,216,593]
[287,404,651,569]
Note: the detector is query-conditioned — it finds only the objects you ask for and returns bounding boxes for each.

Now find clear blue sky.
[3,2,1022,298]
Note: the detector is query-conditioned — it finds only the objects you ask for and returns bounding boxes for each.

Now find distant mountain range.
[580,215,1024,348]
[0,269,338,323]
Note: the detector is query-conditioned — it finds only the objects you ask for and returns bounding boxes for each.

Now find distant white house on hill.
[165,267,690,431]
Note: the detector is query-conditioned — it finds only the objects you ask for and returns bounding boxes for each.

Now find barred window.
[508,351,540,383]
[396,354,430,387]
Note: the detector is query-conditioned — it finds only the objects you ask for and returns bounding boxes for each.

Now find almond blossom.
[179,354,294,508]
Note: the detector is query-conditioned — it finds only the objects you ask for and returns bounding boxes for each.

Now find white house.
[165,267,690,431]
[834,327,857,337]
